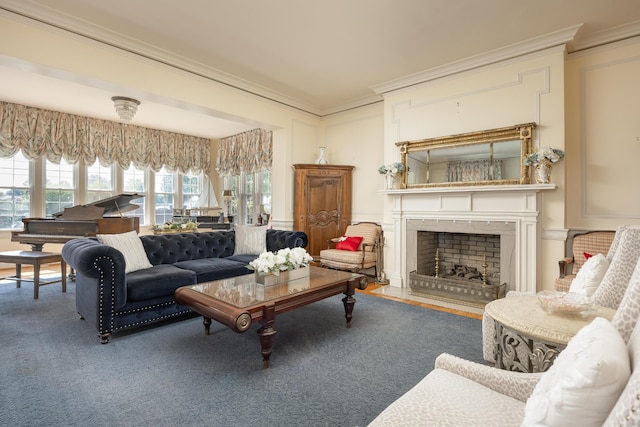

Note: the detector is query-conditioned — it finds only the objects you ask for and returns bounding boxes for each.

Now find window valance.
[216,128,272,176]
[0,101,212,174]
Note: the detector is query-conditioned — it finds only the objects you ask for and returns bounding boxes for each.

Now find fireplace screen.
[410,231,507,306]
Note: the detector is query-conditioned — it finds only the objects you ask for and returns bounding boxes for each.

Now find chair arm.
[558,256,574,278]
[434,353,543,402]
[326,238,340,249]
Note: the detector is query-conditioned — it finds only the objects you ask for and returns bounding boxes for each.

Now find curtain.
[447,159,503,182]
[0,101,211,174]
[216,128,272,176]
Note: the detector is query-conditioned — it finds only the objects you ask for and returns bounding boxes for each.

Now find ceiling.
[1,0,640,139]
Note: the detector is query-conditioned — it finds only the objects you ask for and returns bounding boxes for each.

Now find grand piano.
[11,193,144,251]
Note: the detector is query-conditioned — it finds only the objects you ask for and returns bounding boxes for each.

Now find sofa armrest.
[434,353,543,402]
[62,238,125,279]
[62,238,128,321]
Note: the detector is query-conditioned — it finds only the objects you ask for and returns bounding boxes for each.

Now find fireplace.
[385,185,553,300]
[408,226,511,306]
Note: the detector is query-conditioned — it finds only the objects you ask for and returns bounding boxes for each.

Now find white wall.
[565,36,640,229]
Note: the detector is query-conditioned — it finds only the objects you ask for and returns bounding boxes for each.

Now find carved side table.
[485,295,615,373]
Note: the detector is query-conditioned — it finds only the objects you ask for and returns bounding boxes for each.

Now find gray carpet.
[0,278,483,427]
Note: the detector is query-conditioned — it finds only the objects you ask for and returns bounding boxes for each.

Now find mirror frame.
[396,122,536,188]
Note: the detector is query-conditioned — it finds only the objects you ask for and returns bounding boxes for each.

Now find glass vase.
[385,174,395,190]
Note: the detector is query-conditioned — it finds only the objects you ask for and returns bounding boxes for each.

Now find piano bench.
[0,251,66,299]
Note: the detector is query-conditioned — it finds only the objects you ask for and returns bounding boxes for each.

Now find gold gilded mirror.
[397,123,536,188]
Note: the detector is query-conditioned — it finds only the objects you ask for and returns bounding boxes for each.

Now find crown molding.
[370,24,583,95]
[569,19,640,52]
[0,3,324,116]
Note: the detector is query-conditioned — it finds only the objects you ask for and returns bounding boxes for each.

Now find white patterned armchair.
[482,225,640,365]
[368,253,640,426]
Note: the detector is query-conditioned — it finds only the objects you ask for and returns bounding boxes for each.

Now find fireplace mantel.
[381,183,556,196]
[383,184,556,295]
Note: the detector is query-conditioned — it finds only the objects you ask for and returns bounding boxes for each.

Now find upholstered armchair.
[319,222,382,276]
[555,230,615,292]
[482,225,640,365]
[369,254,640,426]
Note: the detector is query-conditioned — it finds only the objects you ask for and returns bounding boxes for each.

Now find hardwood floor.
[357,282,483,320]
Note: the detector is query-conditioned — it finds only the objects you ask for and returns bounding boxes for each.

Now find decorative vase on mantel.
[534,158,552,184]
[255,267,310,286]
[385,174,395,190]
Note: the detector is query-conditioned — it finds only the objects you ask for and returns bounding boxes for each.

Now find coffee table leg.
[257,303,276,369]
[203,317,212,335]
[342,277,358,328]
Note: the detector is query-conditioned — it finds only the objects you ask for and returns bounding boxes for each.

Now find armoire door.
[293,164,353,258]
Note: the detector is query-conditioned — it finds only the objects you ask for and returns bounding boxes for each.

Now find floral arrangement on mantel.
[378,162,405,177]
[248,247,313,276]
[523,147,565,166]
[152,220,198,234]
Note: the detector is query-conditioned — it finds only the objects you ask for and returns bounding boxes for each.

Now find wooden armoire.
[293,164,354,258]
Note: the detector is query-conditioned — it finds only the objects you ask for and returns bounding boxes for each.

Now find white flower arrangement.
[247,247,313,275]
[524,147,565,166]
[378,162,405,177]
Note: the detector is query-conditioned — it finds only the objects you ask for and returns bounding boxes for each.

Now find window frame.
[0,152,210,230]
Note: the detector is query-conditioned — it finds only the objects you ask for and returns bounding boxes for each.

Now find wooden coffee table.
[174,266,367,368]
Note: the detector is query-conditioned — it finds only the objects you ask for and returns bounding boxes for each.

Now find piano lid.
[52,193,145,218]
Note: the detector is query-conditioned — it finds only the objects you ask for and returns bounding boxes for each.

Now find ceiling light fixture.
[111,96,140,122]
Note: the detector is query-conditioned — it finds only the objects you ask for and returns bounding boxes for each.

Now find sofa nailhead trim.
[93,255,116,336]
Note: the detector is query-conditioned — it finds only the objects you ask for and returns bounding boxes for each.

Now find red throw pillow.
[336,236,363,251]
[584,252,593,260]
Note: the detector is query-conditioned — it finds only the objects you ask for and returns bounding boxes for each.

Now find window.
[230,170,271,225]
[123,165,146,223]
[45,159,74,217]
[0,151,30,228]
[154,167,174,224]
[0,152,209,230]
[182,173,201,210]
[86,160,113,203]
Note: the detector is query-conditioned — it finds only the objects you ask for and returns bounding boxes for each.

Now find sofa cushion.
[234,225,267,255]
[173,258,251,283]
[226,254,259,265]
[522,317,630,427]
[126,264,197,301]
[569,253,609,297]
[368,368,524,426]
[97,230,153,273]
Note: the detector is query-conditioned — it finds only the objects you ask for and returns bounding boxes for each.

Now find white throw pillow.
[97,230,153,274]
[569,253,610,297]
[522,317,630,427]
[234,225,267,255]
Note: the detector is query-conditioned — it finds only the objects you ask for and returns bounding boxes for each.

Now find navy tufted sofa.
[62,229,308,343]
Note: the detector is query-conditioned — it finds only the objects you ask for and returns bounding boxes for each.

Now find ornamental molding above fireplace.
[383,184,556,296]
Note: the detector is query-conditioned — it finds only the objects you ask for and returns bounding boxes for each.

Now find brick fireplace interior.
[415,231,501,284]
